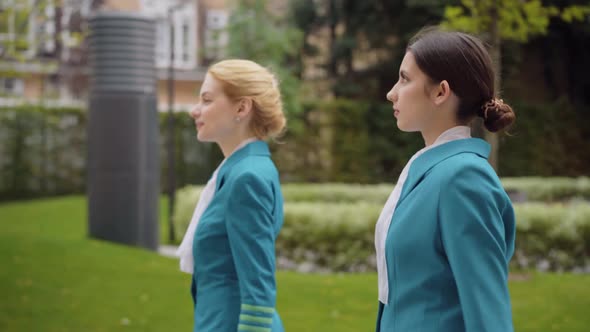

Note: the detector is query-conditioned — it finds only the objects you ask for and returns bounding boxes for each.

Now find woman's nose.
[386,85,397,103]
[189,105,200,118]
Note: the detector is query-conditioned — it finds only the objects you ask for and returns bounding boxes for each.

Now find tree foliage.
[288,0,450,99]
[226,0,304,132]
[443,0,590,43]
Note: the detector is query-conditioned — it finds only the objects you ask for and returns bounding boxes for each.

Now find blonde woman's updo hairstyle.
[208,59,286,139]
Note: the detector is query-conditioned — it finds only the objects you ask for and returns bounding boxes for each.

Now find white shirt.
[375,126,471,304]
[176,137,258,274]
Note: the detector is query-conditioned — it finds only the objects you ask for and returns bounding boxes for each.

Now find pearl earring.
[234,117,241,123]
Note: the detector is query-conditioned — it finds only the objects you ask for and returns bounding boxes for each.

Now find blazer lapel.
[396,138,491,207]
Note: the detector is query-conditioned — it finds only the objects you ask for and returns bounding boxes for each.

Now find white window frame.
[204,9,229,61]
[142,0,197,70]
[59,3,72,61]
[0,77,25,96]
[41,0,55,54]
[155,18,170,67]
[172,8,196,69]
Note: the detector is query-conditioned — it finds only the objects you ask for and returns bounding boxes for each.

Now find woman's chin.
[395,120,408,131]
[196,132,209,142]
[396,125,416,133]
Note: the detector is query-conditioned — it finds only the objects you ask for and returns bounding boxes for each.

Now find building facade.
[0,0,231,111]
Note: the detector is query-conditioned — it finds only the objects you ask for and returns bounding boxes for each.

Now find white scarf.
[176,138,258,274]
[375,126,471,304]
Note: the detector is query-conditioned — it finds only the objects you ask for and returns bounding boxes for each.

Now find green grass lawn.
[1,196,589,331]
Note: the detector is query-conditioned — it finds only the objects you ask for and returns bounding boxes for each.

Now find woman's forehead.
[400,52,418,72]
[200,73,222,95]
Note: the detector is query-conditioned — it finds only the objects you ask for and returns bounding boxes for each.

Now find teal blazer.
[376,138,515,332]
[191,141,284,332]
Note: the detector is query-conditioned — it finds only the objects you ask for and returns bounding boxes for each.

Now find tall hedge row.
[1,97,588,200]
[0,105,222,200]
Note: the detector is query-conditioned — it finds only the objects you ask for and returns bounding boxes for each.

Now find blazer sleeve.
[225,172,277,332]
[439,165,514,332]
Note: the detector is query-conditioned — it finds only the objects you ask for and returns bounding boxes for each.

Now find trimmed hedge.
[280,202,380,272]
[0,106,87,200]
[0,105,223,201]
[282,183,392,204]
[502,177,590,201]
[173,184,590,272]
[173,185,204,241]
[512,201,590,271]
[2,98,589,200]
[280,201,590,272]
[498,98,590,177]
[283,179,590,204]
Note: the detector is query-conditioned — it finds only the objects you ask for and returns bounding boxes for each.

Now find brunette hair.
[407,28,515,132]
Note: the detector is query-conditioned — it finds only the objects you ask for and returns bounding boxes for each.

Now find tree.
[442,0,590,170]
[1,0,100,194]
[225,0,304,132]
[285,0,462,102]
[0,0,100,96]
[0,0,37,61]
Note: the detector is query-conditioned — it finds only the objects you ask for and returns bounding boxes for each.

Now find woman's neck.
[218,135,256,158]
[421,122,465,147]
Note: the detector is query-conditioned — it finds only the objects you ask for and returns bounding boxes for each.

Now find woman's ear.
[237,98,253,117]
[433,80,451,106]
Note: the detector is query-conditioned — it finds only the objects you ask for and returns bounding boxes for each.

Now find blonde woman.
[176,59,286,332]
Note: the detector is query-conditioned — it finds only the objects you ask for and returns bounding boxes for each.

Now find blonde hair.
[208,59,286,139]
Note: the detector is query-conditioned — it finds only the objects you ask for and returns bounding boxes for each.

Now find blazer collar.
[398,138,490,204]
[216,140,270,187]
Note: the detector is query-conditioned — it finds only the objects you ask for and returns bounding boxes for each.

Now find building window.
[204,10,228,62]
[0,77,25,96]
[156,19,170,65]
[182,22,189,62]
[170,8,195,69]
[143,0,196,69]
[41,0,55,54]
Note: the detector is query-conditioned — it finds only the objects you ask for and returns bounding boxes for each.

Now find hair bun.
[479,98,516,132]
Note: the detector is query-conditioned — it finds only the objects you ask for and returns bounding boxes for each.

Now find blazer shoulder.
[223,157,278,192]
[233,155,278,178]
[433,152,509,209]
[431,150,495,180]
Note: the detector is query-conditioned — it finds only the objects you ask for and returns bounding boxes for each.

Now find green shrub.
[2,99,590,199]
[0,106,86,200]
[282,183,392,204]
[173,184,590,272]
[320,100,423,183]
[172,185,203,241]
[283,179,590,205]
[280,202,381,271]
[503,177,590,201]
[0,105,222,201]
[513,201,590,271]
[498,98,590,177]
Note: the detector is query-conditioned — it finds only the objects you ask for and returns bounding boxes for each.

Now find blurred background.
[0,0,589,331]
